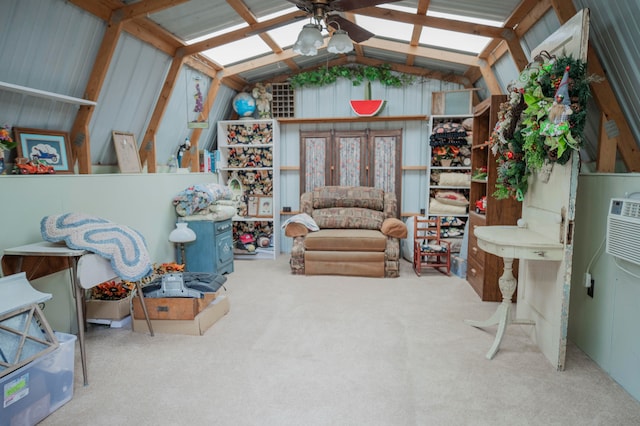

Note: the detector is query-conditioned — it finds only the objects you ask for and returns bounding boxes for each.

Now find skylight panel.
[350,16,414,41]
[268,20,307,50]
[193,7,300,66]
[419,27,491,53]
[202,36,272,66]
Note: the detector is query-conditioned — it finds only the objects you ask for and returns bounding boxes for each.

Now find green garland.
[288,64,415,89]
[490,55,591,200]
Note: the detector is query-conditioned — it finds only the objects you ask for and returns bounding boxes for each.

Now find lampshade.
[169,222,196,243]
[293,23,323,56]
[299,24,323,47]
[327,29,353,54]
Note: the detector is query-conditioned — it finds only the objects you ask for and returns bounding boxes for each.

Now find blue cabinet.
[179,219,234,275]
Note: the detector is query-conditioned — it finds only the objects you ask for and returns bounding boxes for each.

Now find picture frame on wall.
[246,195,259,216]
[14,127,73,173]
[112,131,142,173]
[256,196,273,217]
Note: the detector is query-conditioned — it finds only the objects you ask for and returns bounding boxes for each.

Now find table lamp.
[169,222,196,268]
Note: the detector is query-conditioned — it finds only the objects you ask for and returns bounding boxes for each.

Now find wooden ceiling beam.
[70,15,124,174]
[115,0,190,22]
[354,6,506,39]
[139,55,187,172]
[360,38,479,67]
[479,0,552,66]
[122,19,182,56]
[407,0,431,67]
[67,0,113,20]
[225,0,296,71]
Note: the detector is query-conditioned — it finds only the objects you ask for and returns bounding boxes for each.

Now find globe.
[232,92,256,118]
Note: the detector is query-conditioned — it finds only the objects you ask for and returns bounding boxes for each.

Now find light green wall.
[0,172,218,332]
[570,172,640,401]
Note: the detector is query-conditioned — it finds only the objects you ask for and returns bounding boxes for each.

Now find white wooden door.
[517,9,590,370]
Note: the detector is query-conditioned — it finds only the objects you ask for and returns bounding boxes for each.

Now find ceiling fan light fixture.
[293,40,317,56]
[297,23,323,47]
[327,29,353,54]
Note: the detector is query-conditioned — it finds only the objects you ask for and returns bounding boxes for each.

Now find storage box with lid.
[0,273,77,426]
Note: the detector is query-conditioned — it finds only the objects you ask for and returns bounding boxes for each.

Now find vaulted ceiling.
[66,0,640,172]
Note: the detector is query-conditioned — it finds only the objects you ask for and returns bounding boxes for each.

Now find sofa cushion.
[312,186,384,211]
[381,218,407,238]
[304,229,386,252]
[305,251,385,277]
[312,208,385,229]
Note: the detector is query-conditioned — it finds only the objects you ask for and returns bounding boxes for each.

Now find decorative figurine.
[176,137,191,168]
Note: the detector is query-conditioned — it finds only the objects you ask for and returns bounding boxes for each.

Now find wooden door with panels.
[517,9,590,370]
[300,130,332,193]
[333,130,369,188]
[300,129,402,208]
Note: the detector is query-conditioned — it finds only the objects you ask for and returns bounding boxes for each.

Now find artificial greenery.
[288,63,415,89]
[490,54,592,200]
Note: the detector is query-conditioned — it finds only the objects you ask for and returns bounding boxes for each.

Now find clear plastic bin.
[1,332,76,426]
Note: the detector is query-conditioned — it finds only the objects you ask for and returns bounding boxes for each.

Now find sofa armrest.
[284,222,309,237]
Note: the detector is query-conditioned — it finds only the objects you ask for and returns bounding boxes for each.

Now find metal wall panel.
[149,0,238,42]
[575,0,640,167]
[90,33,172,167]
[0,0,104,133]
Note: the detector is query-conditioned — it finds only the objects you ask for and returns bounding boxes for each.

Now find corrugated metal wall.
[3,0,640,173]
[575,0,640,170]
[277,77,466,253]
[0,0,104,134]
[0,0,229,171]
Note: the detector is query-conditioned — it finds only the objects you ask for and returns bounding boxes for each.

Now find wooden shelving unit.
[466,95,522,302]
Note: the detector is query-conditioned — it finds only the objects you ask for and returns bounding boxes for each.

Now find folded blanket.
[173,183,233,216]
[281,213,319,231]
[41,213,152,281]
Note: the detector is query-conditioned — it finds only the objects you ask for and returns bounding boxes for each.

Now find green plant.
[288,64,415,89]
[490,55,592,201]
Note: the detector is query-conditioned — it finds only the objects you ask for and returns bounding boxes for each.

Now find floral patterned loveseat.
[286,186,404,278]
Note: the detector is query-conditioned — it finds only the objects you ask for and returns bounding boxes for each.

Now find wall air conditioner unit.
[606,198,640,266]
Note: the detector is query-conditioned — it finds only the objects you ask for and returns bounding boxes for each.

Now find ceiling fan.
[286,0,402,43]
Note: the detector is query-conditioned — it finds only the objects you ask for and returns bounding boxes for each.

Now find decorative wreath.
[490,52,593,200]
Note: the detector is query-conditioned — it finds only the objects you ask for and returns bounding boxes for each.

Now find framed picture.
[14,127,73,173]
[246,195,260,217]
[256,196,273,217]
[112,131,142,173]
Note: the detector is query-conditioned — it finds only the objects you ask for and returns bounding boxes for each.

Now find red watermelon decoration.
[350,100,386,117]
[350,81,386,117]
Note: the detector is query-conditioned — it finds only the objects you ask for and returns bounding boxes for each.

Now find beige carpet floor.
[40,256,640,426]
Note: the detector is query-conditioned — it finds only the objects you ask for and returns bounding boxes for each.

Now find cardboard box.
[131,295,230,336]
[85,297,130,321]
[131,292,218,320]
[1,332,76,426]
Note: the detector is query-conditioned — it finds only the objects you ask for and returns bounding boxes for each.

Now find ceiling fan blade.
[286,0,314,14]
[329,15,374,43]
[333,0,403,12]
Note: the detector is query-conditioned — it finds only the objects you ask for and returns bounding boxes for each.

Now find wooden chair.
[413,216,451,276]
